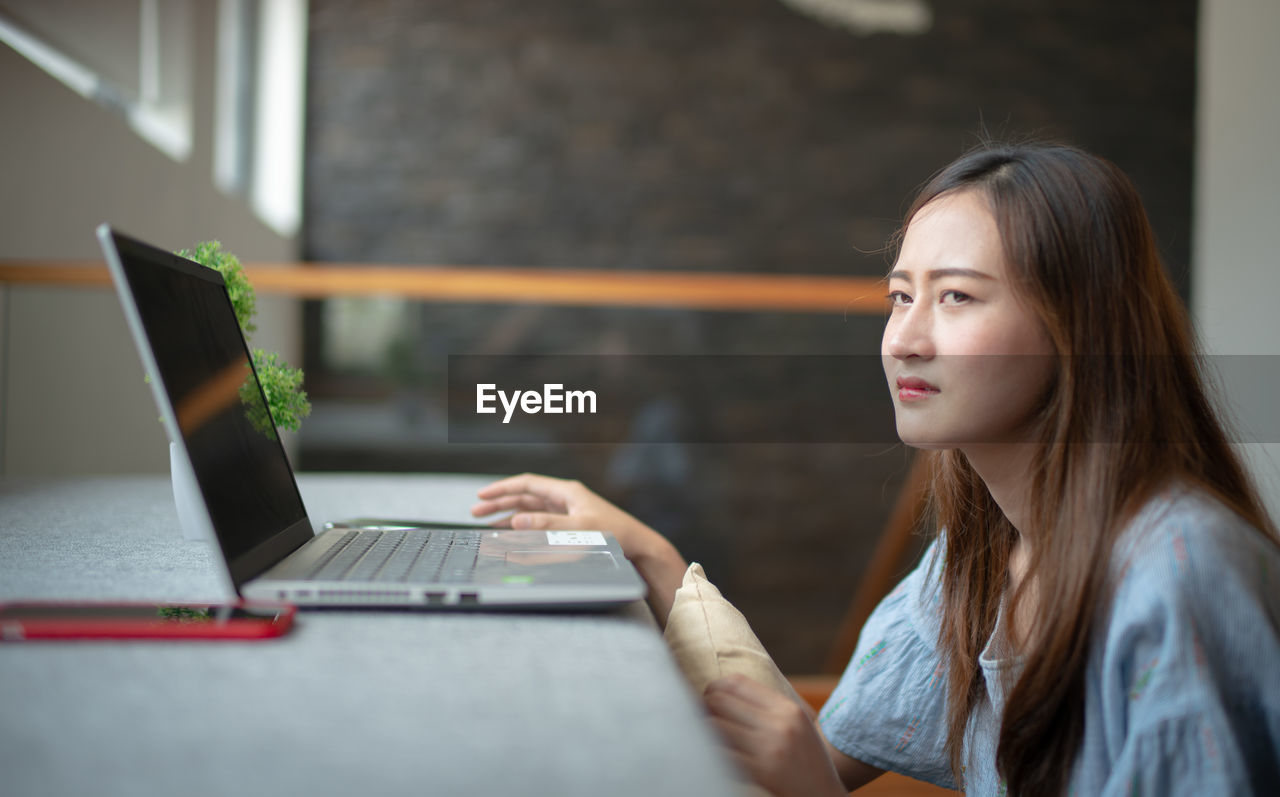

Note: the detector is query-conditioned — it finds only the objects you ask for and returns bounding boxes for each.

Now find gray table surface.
[0,473,742,797]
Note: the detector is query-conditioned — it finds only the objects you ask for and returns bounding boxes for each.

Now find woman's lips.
[896,376,940,402]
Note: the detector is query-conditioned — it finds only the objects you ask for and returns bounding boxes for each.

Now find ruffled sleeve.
[818,538,957,789]
[1086,493,1280,795]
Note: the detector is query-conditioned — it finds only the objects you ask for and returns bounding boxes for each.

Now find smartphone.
[0,601,295,641]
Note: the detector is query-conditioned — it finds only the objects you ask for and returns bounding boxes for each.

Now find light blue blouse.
[819,486,1280,795]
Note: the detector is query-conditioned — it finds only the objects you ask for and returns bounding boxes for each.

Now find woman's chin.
[895,431,956,451]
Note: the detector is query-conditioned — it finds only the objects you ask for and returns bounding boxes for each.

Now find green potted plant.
[177,241,311,433]
[167,241,311,541]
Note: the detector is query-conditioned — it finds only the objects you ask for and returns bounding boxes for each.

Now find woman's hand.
[472,473,653,551]
[471,473,688,624]
[703,674,848,797]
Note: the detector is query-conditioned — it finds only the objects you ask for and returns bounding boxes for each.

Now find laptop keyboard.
[304,530,482,583]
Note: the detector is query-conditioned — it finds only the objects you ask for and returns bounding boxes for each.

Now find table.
[0,473,743,797]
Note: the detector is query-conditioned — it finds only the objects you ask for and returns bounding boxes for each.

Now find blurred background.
[2,0,1277,673]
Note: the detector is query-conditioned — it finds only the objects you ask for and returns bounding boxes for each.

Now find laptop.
[97,224,646,610]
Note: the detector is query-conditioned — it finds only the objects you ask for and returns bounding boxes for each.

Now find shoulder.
[1090,486,1280,784]
[1107,485,1279,619]
[831,535,946,684]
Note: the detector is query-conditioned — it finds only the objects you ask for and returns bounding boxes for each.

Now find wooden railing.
[0,261,887,314]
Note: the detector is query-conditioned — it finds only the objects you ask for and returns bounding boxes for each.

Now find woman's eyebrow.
[887,267,996,283]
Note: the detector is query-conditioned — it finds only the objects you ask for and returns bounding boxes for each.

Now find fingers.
[472,473,577,519]
[477,511,576,531]
[472,472,646,543]
[505,512,583,531]
[706,712,760,748]
[704,688,785,793]
[476,473,579,503]
[703,677,842,797]
[469,493,558,518]
[705,674,776,711]
[704,676,813,754]
[705,721,760,772]
[704,682,767,729]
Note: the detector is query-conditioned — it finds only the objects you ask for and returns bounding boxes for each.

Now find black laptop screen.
[112,233,309,570]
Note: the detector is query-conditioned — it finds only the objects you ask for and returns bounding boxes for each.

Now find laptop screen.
[101,228,311,584]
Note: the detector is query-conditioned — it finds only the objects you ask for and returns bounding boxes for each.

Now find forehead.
[892,190,1005,278]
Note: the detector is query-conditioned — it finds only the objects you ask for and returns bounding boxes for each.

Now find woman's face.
[881,190,1056,449]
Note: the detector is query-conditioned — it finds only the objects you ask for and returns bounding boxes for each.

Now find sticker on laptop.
[546,531,607,546]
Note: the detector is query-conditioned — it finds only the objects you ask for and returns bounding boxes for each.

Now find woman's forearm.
[631,534,688,628]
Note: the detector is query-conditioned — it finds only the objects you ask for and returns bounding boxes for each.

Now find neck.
[962,442,1043,648]
[959,443,1041,542]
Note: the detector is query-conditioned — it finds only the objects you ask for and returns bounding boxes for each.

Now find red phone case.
[0,601,296,641]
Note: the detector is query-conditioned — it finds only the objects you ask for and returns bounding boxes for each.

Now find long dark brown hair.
[899,143,1277,795]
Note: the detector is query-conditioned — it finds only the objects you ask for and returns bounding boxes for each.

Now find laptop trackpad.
[505,551,618,570]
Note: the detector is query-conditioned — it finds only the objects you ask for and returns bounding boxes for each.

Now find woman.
[470,143,1280,795]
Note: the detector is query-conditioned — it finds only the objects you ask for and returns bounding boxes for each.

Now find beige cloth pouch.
[662,562,807,707]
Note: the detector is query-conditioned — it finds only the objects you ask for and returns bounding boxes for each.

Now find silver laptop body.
[98,224,646,609]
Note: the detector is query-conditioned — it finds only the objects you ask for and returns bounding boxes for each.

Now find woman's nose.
[884,306,935,360]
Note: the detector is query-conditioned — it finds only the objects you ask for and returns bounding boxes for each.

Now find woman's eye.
[940,290,971,305]
[886,290,912,307]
